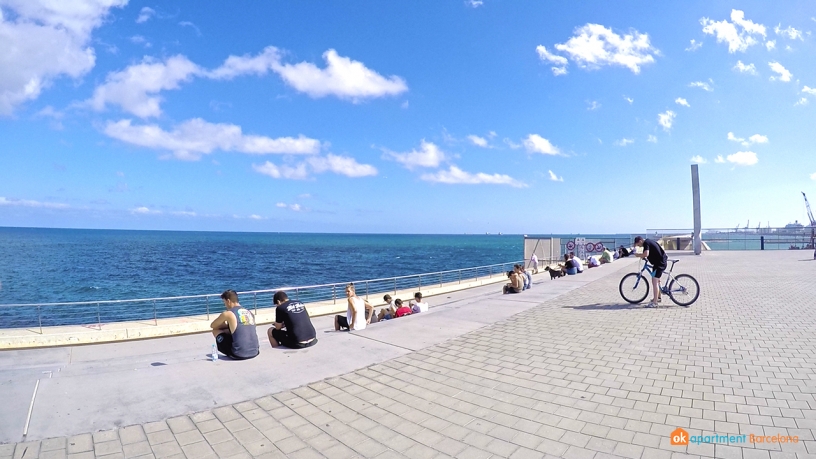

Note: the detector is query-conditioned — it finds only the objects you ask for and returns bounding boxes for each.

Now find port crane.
[803,192,815,254]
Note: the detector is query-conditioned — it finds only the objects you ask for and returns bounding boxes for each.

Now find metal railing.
[647,227,815,251]
[2,259,545,332]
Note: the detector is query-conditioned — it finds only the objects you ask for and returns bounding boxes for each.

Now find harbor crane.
[803,192,815,256]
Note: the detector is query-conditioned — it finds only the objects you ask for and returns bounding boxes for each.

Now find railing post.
[153,300,157,325]
[206,295,210,320]
[439,272,442,287]
[365,281,369,300]
[418,275,421,291]
[458,270,461,284]
[489,266,492,278]
[333,285,336,304]
[394,278,397,295]
[96,302,101,330]
[296,288,300,301]
[37,304,42,334]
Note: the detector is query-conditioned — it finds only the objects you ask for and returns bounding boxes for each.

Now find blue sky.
[1,1,815,234]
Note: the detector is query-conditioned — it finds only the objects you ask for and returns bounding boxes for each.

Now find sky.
[1,0,815,234]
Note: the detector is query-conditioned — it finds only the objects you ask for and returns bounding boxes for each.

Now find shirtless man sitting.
[503,270,523,294]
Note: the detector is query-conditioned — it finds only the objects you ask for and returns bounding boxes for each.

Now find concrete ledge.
[0,272,516,349]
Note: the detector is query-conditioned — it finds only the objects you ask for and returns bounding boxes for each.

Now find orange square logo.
[671,428,689,446]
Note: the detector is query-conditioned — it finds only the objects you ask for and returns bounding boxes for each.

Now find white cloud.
[747,134,768,144]
[546,23,658,74]
[0,0,128,115]
[136,7,155,23]
[726,151,758,166]
[0,196,68,209]
[271,49,407,101]
[465,0,483,7]
[178,21,201,36]
[254,155,376,180]
[547,170,564,182]
[275,203,303,212]
[87,56,202,118]
[796,97,809,106]
[733,61,757,75]
[775,25,803,40]
[104,118,321,160]
[420,166,526,188]
[647,135,657,143]
[624,96,633,104]
[503,138,522,149]
[803,86,816,96]
[700,9,766,53]
[727,132,744,143]
[254,162,310,180]
[535,45,569,76]
[467,135,488,147]
[690,155,707,164]
[658,110,676,131]
[615,138,634,146]
[727,132,767,147]
[675,97,690,107]
[715,155,725,163]
[131,206,161,215]
[587,100,600,111]
[810,172,816,180]
[206,46,280,80]
[686,39,703,51]
[523,134,561,155]
[307,154,377,177]
[689,81,713,91]
[766,40,776,51]
[768,61,792,82]
[384,140,446,169]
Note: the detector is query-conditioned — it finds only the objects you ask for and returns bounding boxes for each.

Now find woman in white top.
[334,283,373,331]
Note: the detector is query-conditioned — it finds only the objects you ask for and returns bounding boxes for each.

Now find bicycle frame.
[632,259,677,294]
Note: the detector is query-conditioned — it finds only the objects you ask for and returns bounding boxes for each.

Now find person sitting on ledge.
[335,283,373,331]
[410,292,429,314]
[618,245,631,258]
[211,289,260,360]
[587,255,600,268]
[600,248,614,264]
[503,270,523,294]
[267,291,317,349]
[569,252,585,273]
[520,265,532,290]
[394,298,413,317]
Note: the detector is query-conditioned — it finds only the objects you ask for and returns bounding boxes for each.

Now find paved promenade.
[2,251,815,459]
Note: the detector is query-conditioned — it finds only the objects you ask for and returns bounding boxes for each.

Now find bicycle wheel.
[619,273,649,304]
[668,274,700,307]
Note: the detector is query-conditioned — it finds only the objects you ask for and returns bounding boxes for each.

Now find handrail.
[0,259,532,308]
[2,258,560,331]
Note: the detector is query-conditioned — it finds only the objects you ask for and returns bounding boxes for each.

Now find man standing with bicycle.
[633,236,667,308]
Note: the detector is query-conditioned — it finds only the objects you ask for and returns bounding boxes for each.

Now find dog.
[545,266,564,279]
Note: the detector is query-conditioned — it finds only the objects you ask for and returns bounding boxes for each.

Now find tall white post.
[691,165,702,255]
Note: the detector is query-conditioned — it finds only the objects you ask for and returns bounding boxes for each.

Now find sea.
[0,227,528,307]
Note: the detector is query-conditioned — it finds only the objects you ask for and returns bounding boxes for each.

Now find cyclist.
[633,236,667,308]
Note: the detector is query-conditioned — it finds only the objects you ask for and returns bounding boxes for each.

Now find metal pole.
[394,278,397,295]
[153,300,157,325]
[458,270,461,284]
[296,288,300,301]
[365,281,369,300]
[418,275,421,291]
[761,236,765,250]
[439,272,442,287]
[333,285,336,304]
[37,304,42,334]
[97,302,101,330]
[253,292,257,316]
[206,296,210,320]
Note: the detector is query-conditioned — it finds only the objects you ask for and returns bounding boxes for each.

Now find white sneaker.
[645,301,658,308]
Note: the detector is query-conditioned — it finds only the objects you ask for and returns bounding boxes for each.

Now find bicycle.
[618,258,700,307]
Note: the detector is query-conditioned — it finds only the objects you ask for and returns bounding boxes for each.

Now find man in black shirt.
[633,236,668,308]
[267,291,317,349]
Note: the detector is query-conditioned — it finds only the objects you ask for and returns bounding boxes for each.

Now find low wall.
[0,270,520,349]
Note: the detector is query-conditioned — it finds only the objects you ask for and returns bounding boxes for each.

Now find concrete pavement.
[2,251,815,459]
